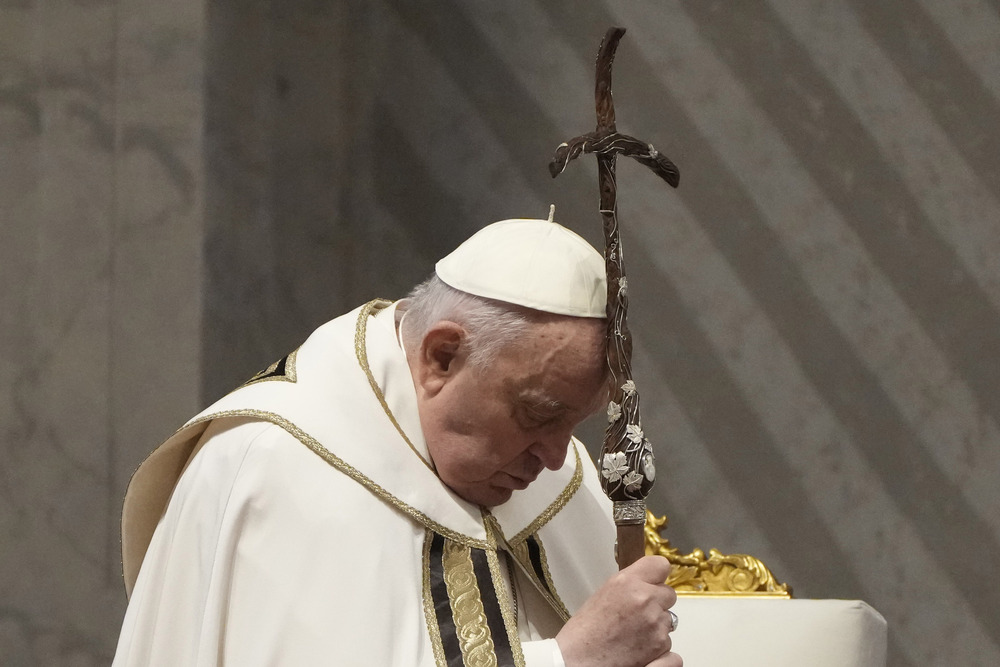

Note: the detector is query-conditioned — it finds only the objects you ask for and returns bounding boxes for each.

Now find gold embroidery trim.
[354,299,436,472]
[443,540,499,667]
[483,518,527,667]
[485,512,570,625]
[243,347,299,386]
[422,531,449,667]
[183,410,488,549]
[532,534,568,617]
[508,442,583,547]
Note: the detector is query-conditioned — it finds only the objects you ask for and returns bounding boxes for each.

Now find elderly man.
[113,218,681,667]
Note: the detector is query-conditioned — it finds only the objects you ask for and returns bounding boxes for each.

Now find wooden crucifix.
[549,26,680,569]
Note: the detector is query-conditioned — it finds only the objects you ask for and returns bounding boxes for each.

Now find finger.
[661,582,678,611]
[624,555,672,583]
[640,610,675,656]
[638,575,677,613]
[626,575,677,616]
[641,583,677,616]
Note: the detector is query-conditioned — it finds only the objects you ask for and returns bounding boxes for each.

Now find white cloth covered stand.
[670,598,887,666]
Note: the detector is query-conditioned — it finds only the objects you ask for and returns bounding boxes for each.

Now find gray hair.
[399,275,543,370]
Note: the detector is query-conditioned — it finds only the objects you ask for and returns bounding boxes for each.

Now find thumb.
[621,555,672,584]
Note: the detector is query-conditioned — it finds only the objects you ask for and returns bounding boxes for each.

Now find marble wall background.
[1,0,203,663]
[3,1,999,665]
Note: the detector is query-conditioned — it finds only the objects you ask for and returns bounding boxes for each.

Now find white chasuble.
[114,301,617,667]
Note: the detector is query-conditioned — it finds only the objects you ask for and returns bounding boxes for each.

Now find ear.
[412,321,467,397]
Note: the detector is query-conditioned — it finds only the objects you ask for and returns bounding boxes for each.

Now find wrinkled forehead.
[501,318,609,390]
[511,313,606,356]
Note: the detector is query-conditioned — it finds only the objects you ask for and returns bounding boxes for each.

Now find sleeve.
[522,638,567,667]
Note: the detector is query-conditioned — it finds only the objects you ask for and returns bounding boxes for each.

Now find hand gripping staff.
[549,27,680,569]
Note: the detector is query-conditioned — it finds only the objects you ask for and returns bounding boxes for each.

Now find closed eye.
[518,400,568,429]
[524,408,556,426]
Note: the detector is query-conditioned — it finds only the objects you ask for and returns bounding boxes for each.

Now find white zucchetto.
[435,218,607,318]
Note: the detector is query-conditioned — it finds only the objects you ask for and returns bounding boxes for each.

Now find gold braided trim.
[485,513,571,625]
[243,347,299,386]
[443,540,499,667]
[508,443,583,547]
[185,409,489,549]
[483,517,527,667]
[354,299,436,472]
[422,531,449,667]
[528,532,570,621]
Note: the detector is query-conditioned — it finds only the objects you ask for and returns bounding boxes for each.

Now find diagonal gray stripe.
[683,1,1000,436]
[847,0,1000,195]
[369,103,466,269]
[675,0,1000,649]
[626,247,870,600]
[380,0,601,242]
[524,3,992,663]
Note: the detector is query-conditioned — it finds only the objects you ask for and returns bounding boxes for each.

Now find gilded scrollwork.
[644,512,792,597]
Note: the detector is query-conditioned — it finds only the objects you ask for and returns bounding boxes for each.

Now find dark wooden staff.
[550,27,679,569]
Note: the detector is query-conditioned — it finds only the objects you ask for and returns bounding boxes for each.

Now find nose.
[530,432,571,471]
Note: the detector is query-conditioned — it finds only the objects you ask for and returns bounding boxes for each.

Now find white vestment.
[113,300,618,666]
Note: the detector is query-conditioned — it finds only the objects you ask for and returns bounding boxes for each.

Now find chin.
[460,486,514,508]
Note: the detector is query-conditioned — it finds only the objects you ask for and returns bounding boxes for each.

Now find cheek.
[434,428,528,483]
[430,432,496,481]
[428,390,535,481]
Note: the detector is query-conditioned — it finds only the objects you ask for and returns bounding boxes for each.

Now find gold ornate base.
[644,512,792,597]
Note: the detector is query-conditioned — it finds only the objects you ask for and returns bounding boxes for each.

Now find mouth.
[508,477,531,490]
[503,470,538,491]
